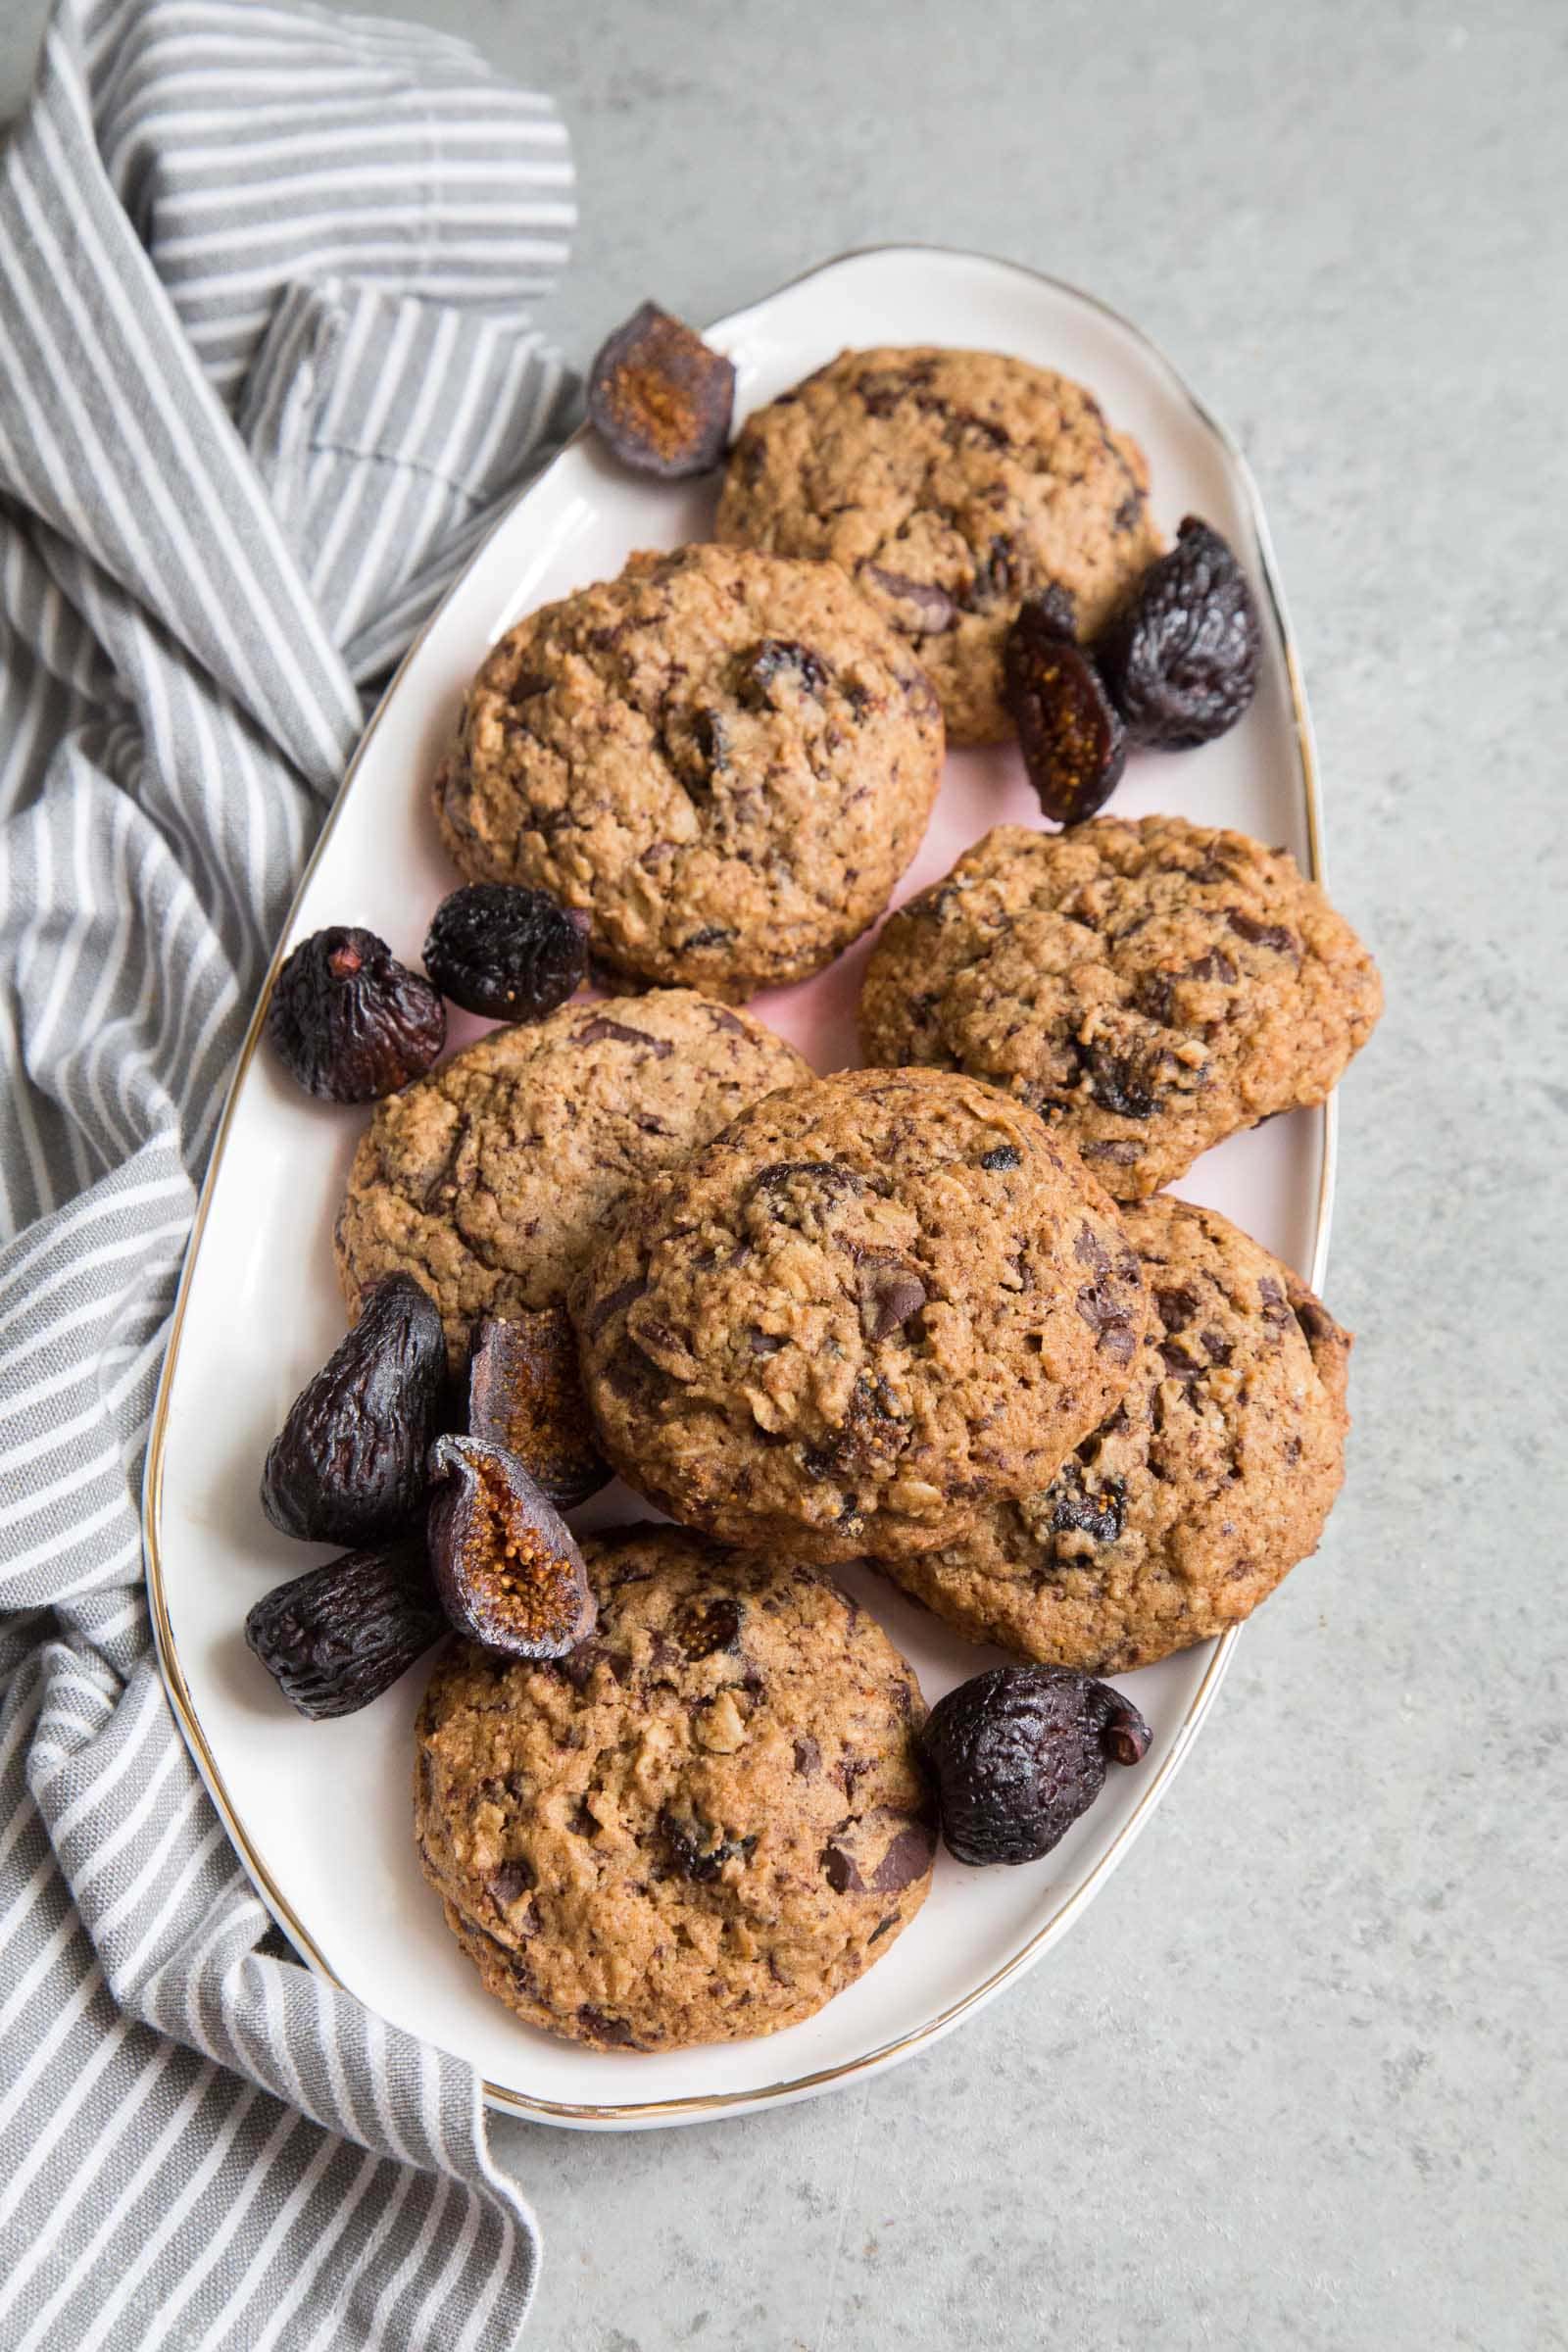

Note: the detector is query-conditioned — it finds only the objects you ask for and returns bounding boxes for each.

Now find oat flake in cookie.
[414,1526,935,2052]
[334,988,808,1368]
[886,1196,1351,1673]
[716,347,1162,745]
[859,817,1383,1200]
[572,1067,1148,1564]
[431,542,944,1002]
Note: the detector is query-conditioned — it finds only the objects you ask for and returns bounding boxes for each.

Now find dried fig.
[1097,517,1261,749]
[426,1435,595,1658]
[266,926,445,1102]
[1003,593,1127,824]
[466,1308,608,1510]
[920,1664,1151,1866]
[587,301,735,478]
[422,884,588,1022]
[245,1542,445,1719]
[261,1276,446,1544]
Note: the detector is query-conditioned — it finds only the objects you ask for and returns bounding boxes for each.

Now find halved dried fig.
[587,302,735,479]
[466,1308,608,1510]
[266,926,445,1102]
[426,1435,595,1658]
[1003,593,1127,825]
[920,1664,1151,1866]
[262,1276,447,1544]
[245,1542,445,1719]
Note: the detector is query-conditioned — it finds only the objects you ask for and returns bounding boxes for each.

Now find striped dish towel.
[0,0,577,2342]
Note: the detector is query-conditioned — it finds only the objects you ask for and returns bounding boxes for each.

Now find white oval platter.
[145,245,1333,2130]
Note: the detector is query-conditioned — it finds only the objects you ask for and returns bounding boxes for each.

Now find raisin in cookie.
[859,817,1382,1200]
[884,1196,1350,1672]
[431,542,943,1001]
[415,1525,935,2052]
[716,347,1162,745]
[571,1067,1148,1564]
[335,988,808,1367]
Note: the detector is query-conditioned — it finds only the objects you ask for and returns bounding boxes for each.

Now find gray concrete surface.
[6,1,1565,2345]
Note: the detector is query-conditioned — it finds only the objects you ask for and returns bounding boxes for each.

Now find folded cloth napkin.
[0,1,578,2341]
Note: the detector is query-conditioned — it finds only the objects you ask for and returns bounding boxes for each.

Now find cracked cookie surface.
[414,1525,934,2051]
[571,1067,1148,1563]
[884,1196,1351,1672]
[859,817,1383,1200]
[334,988,808,1367]
[716,346,1162,744]
[431,541,944,1001]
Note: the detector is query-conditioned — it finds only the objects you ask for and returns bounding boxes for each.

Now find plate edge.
[141,241,1338,2129]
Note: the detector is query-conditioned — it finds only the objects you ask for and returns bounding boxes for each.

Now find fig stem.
[1106,1706,1152,1767]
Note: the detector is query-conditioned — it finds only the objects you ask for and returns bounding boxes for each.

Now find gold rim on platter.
[142,244,1337,2126]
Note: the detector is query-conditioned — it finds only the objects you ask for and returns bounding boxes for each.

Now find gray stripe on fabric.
[83,0,574,414]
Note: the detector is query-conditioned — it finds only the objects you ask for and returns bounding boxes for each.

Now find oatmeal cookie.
[335,988,808,1367]
[414,1525,935,2051]
[716,346,1162,744]
[886,1196,1351,1672]
[431,542,944,1001]
[571,1067,1148,1563]
[859,817,1382,1199]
